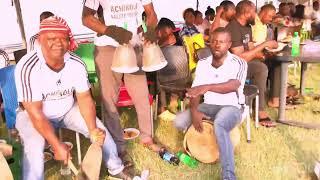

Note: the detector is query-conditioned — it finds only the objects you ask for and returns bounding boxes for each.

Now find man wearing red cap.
[82,0,160,162]
[15,16,130,180]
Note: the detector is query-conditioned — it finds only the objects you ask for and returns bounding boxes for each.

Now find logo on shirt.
[42,87,75,101]
[110,3,139,19]
[56,79,61,86]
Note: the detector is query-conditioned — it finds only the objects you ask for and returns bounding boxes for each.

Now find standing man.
[175,28,247,180]
[82,0,160,161]
[15,16,131,180]
[225,0,278,127]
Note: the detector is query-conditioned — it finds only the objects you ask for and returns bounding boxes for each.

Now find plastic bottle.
[291,32,300,57]
[159,148,180,165]
[176,151,198,168]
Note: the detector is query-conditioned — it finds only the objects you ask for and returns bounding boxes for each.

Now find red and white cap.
[39,16,78,51]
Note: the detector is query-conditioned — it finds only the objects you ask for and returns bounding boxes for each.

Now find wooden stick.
[68,159,79,175]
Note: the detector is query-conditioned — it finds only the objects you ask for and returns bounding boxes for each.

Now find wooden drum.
[183,120,240,163]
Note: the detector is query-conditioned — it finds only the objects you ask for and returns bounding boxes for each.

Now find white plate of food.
[123,128,140,140]
[280,36,293,43]
[265,42,287,52]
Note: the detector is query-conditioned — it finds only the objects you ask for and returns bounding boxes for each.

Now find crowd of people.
[1,0,319,180]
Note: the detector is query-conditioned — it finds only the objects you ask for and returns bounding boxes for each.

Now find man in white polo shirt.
[82,0,160,160]
[15,16,131,180]
[174,27,247,180]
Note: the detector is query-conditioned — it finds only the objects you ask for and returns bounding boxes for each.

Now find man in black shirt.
[225,0,278,127]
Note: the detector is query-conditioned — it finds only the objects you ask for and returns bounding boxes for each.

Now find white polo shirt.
[192,52,247,108]
[84,0,152,47]
[15,47,90,119]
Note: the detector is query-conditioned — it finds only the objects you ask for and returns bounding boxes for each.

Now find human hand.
[186,85,208,98]
[265,40,278,49]
[90,128,106,146]
[105,25,133,44]
[191,110,210,132]
[143,26,157,44]
[53,142,71,165]
[216,6,224,16]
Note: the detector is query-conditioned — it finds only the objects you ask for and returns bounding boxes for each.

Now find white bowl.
[0,139,7,144]
[123,128,140,140]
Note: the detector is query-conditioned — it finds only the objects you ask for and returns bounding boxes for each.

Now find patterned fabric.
[39,16,78,51]
[159,46,189,83]
[179,24,200,38]
[0,65,18,129]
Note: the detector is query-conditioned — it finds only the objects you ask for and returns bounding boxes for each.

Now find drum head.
[183,120,240,163]
[184,121,219,163]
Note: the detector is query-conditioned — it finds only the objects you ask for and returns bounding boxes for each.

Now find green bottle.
[291,32,300,57]
[176,151,198,168]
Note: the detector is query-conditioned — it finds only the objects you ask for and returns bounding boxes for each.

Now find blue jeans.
[16,103,124,180]
[174,103,241,180]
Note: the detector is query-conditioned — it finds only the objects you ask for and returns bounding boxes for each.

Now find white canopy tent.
[1,0,284,49]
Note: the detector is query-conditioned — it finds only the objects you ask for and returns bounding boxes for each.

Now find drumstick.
[68,159,79,175]
[0,152,14,180]
[80,143,102,180]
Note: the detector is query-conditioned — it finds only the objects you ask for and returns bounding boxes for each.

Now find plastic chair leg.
[75,132,81,165]
[255,95,259,128]
[154,94,159,121]
[246,110,251,143]
[150,105,154,138]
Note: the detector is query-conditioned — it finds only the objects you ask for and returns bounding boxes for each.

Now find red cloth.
[39,16,78,51]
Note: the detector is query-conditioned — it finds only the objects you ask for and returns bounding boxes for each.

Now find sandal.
[259,117,277,128]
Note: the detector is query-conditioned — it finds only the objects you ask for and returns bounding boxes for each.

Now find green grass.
[2,64,320,180]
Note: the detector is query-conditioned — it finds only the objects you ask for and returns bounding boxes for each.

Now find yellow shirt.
[251,16,267,45]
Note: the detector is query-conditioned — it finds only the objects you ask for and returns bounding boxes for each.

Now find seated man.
[174,27,247,180]
[15,16,131,180]
[225,0,278,127]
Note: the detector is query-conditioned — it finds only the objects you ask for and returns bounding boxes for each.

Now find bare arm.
[230,43,267,62]
[186,79,241,98]
[22,101,60,147]
[82,6,107,34]
[205,79,240,93]
[76,90,97,133]
[210,6,223,33]
[143,3,158,28]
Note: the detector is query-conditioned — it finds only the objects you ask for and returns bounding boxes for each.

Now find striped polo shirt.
[14,47,90,119]
[0,49,10,68]
[192,51,247,108]
[28,34,39,52]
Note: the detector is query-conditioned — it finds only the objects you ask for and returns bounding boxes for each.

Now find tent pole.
[13,0,27,49]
